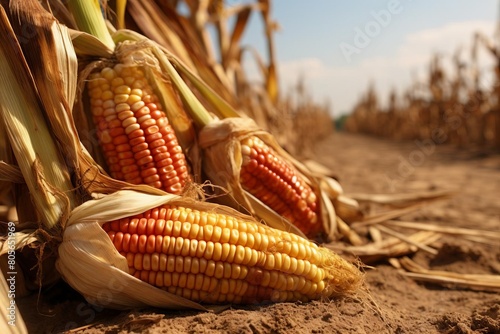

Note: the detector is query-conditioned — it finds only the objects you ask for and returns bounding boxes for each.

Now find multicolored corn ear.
[198,118,327,239]
[239,136,321,236]
[101,200,362,304]
[86,64,190,194]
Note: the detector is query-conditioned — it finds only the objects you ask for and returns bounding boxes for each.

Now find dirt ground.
[14,132,500,334]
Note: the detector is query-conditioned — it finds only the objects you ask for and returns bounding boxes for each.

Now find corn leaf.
[67,0,115,49]
[0,4,74,228]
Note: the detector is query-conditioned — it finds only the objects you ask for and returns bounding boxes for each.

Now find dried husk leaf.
[333,195,364,223]
[0,270,27,333]
[0,162,23,184]
[0,232,37,256]
[330,231,442,264]
[167,52,241,119]
[302,159,338,179]
[349,189,455,207]
[0,107,11,168]
[302,161,363,224]
[69,29,114,58]
[383,220,500,242]
[43,0,78,29]
[7,0,81,180]
[0,4,75,229]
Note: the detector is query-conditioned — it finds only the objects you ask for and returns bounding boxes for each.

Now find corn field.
[345,32,500,150]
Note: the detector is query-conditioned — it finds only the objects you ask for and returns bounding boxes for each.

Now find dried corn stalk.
[0,3,77,229]
[0,270,27,333]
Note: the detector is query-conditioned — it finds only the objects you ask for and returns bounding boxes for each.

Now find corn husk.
[0,3,77,229]
[0,269,27,334]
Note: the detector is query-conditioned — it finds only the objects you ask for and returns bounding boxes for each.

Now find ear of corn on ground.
[56,190,362,308]
[101,200,361,304]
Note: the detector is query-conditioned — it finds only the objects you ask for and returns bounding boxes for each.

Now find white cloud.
[279,58,332,80]
[274,20,497,116]
[397,20,496,68]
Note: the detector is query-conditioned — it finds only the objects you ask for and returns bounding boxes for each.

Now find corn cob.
[87,64,190,194]
[239,136,321,236]
[102,204,361,304]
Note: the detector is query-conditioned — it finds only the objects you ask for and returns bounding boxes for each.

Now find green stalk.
[153,47,214,127]
[67,0,115,49]
[169,56,241,119]
[114,29,239,127]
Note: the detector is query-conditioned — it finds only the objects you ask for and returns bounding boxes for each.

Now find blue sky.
[237,0,499,116]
